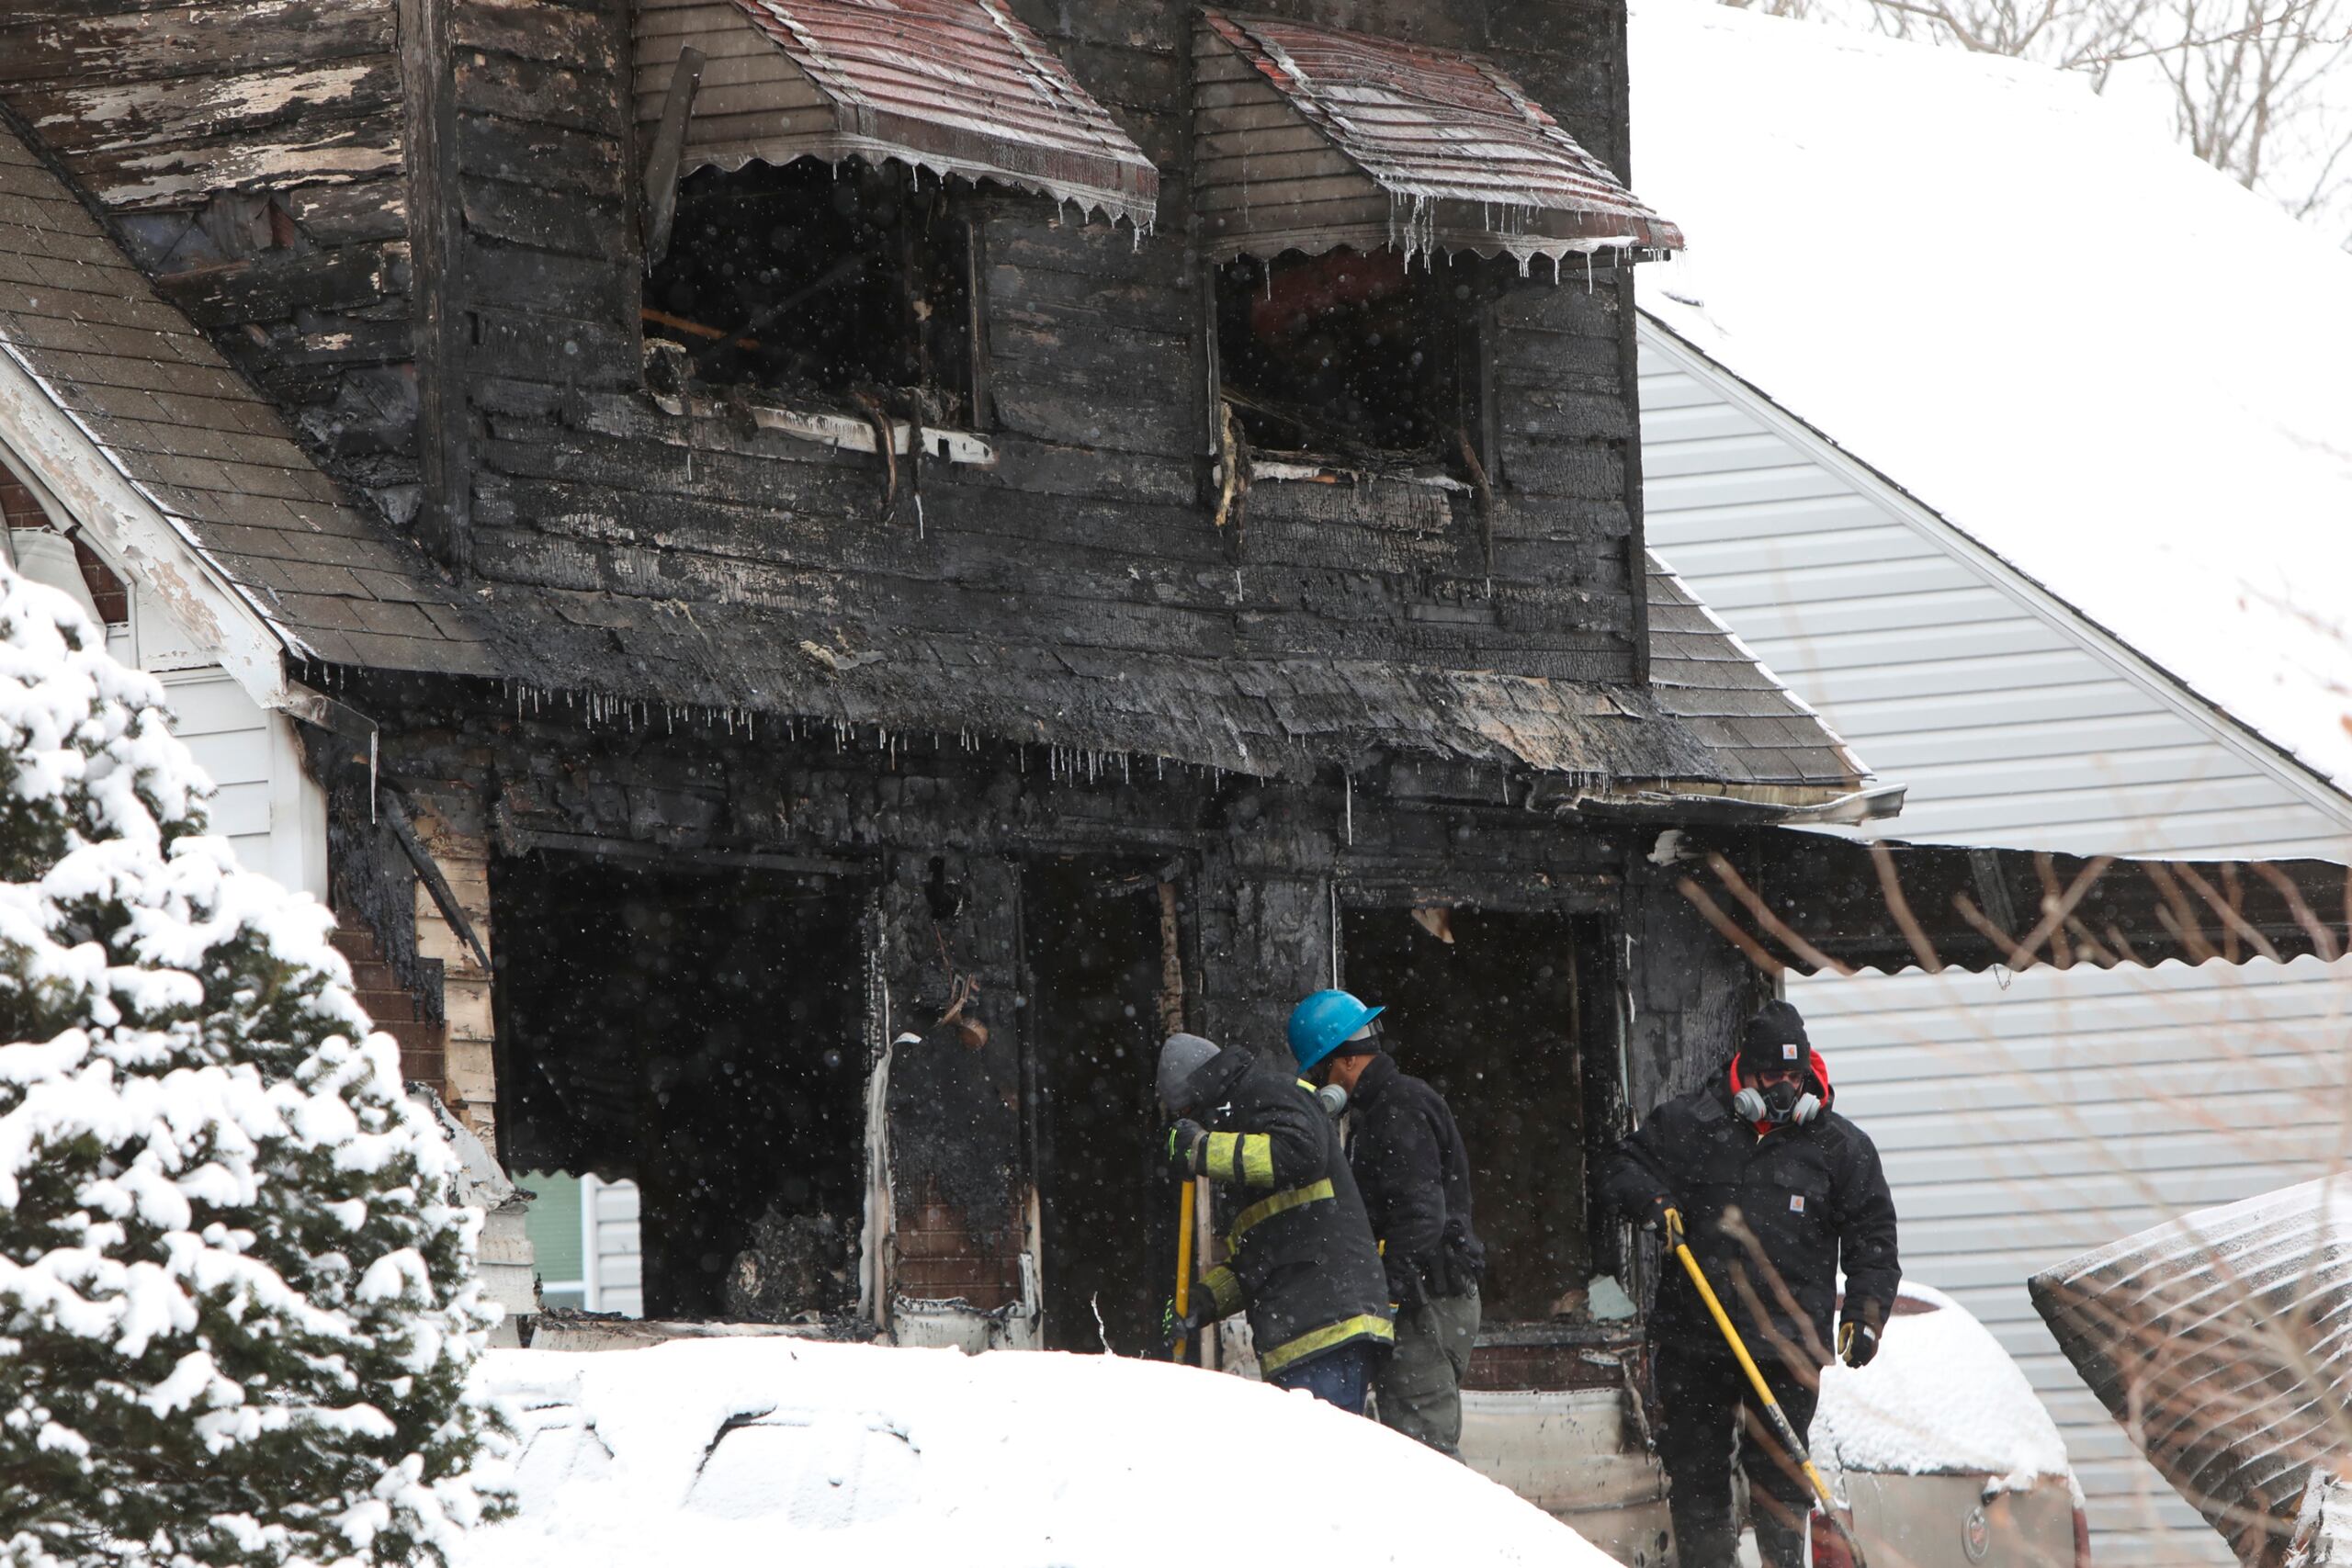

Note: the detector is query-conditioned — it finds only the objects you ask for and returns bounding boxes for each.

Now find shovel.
[1665,1208,1869,1568]
[1172,1179,1196,1362]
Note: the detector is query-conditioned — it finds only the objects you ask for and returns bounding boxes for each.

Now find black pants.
[1654,1339,1821,1568]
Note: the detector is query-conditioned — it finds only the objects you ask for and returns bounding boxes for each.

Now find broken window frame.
[1207,245,1505,489]
[639,154,996,465]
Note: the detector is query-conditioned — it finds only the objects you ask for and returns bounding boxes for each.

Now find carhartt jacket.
[1604,1052,1899,1369]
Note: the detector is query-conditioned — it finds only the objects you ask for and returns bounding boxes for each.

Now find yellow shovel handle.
[1173,1179,1196,1362]
[1668,1218,1845,1525]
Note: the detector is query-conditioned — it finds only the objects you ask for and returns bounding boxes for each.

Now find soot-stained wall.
[346,691,1737,1329]
[435,0,1651,688]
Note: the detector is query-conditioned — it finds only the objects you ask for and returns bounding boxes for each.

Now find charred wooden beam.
[639,44,705,267]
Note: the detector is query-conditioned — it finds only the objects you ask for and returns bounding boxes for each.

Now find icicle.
[1343,771,1353,846]
[1585,253,1595,294]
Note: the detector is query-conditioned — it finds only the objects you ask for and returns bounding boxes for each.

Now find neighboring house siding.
[124,587,327,902]
[520,1172,643,1317]
[1638,322,2352,1567]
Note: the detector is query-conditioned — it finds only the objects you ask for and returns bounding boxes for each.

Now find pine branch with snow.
[0,573,512,1567]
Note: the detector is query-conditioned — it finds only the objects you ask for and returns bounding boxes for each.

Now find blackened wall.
[0,0,424,524]
[441,0,1650,690]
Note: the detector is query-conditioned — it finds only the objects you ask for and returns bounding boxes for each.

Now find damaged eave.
[1660,827,2352,976]
[0,340,294,708]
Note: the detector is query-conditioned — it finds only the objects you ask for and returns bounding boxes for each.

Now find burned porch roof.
[633,0,1159,228]
[0,120,494,680]
[1193,9,1685,265]
[1655,828,2352,974]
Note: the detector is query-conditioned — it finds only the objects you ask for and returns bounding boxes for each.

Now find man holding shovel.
[1605,1000,1900,1568]
[1156,1031,1394,1411]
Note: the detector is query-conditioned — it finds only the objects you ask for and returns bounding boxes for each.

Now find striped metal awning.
[1193,8,1683,265]
[634,0,1158,228]
[1657,829,2352,975]
[2031,1179,2352,1565]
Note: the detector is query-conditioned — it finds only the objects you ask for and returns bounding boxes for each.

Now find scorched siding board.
[0,0,418,520]
[1637,319,2352,1568]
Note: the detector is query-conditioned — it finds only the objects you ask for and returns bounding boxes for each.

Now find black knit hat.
[1738,1000,1811,1074]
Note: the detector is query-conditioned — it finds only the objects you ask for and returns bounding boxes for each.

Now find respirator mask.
[1733,1072,1822,1126]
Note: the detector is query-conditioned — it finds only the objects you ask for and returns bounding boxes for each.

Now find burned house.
[5,0,2351,1546]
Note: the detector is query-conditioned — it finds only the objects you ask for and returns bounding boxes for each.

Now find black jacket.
[1185,1048,1394,1377]
[1604,1059,1899,1369]
[1346,1053,1485,1305]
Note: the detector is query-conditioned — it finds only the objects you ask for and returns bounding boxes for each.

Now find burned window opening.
[1023,858,1178,1357]
[1216,246,1494,474]
[118,193,302,278]
[1340,906,1618,1325]
[491,851,869,1322]
[643,157,973,423]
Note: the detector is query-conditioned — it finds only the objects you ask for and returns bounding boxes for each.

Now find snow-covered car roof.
[460,1338,1612,1567]
[1815,1281,2073,1494]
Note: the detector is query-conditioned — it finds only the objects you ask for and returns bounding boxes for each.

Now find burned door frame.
[1013,852,1199,1357]
[1331,877,1632,1324]
[485,832,883,1323]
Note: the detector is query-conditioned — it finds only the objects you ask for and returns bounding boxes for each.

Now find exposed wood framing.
[637,43,702,266]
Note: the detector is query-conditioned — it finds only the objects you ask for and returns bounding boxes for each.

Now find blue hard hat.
[1287,989,1385,1073]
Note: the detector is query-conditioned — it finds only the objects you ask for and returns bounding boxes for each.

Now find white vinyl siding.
[112,584,326,900]
[521,1173,644,1317]
[1639,321,2352,1567]
[586,1176,644,1317]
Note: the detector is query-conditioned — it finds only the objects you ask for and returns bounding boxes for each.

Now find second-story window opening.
[1216,247,1489,472]
[643,158,974,424]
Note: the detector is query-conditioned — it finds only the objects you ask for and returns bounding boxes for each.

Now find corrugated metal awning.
[634,0,1158,228]
[1651,829,2352,975]
[2030,1179,2352,1566]
[1193,8,1684,265]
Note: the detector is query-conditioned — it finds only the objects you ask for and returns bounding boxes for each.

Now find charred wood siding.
[435,0,1651,691]
[0,0,421,522]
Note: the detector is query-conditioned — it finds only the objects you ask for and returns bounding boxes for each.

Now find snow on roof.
[1813,1280,2073,1495]
[461,1338,1608,1567]
[1629,0,2352,801]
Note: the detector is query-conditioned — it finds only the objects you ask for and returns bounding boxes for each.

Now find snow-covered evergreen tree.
[0,571,510,1566]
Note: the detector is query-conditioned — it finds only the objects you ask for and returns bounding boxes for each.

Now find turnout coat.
[1187,1048,1395,1377]
[1605,1052,1899,1368]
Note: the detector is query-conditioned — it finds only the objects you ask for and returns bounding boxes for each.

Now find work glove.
[1838,1321,1880,1368]
[1161,1119,1208,1178]
[1638,1194,1686,1248]
[1161,1296,1211,1352]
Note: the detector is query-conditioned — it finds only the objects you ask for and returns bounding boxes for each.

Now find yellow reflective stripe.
[1227,1179,1334,1247]
[1258,1313,1396,1378]
[1203,1265,1244,1316]
[1204,1131,1241,1181]
[1238,1133,1274,1187]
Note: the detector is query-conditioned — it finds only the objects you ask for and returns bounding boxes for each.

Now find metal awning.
[1193,8,1684,265]
[2030,1179,2352,1565]
[1661,829,2352,975]
[633,0,1159,229]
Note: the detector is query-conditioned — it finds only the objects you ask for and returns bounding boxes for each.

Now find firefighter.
[1603,1000,1899,1568]
[1289,988,1486,1459]
[1157,1031,1394,1411]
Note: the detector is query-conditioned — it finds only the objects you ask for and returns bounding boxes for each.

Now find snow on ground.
[459,1337,1610,1568]
[1630,0,2352,798]
[1814,1282,2073,1494]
